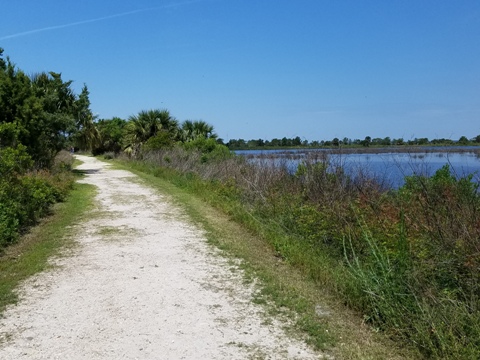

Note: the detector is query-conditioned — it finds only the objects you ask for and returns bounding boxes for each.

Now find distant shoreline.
[233,145,480,155]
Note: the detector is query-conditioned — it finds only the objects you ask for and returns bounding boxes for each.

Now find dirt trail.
[0,155,324,359]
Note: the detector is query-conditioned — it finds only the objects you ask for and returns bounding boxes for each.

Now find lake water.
[235,148,480,188]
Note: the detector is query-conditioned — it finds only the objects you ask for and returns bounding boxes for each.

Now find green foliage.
[182,137,232,162]
[180,120,217,141]
[123,109,179,155]
[0,144,33,178]
[121,111,222,161]
[183,137,218,152]
[401,164,479,202]
[92,117,126,155]
[396,164,480,299]
[143,131,175,151]
[0,50,82,251]
[0,51,92,166]
[227,132,480,149]
[72,85,99,152]
[0,148,75,249]
[19,71,77,167]
[0,122,21,147]
[0,48,5,70]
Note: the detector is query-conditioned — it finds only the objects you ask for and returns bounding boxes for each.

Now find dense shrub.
[143,132,175,151]
[0,148,75,249]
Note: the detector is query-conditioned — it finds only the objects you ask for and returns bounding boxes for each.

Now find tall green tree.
[30,71,78,163]
[0,50,83,167]
[361,136,371,147]
[93,117,126,154]
[458,135,469,145]
[0,48,5,70]
[73,85,99,151]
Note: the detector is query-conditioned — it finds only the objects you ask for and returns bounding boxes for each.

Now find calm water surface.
[235,148,480,188]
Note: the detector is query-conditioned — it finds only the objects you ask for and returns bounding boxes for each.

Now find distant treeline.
[226,134,480,150]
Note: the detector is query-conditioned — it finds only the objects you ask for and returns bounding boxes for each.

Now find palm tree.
[181,120,217,142]
[75,112,100,151]
[180,120,195,142]
[123,109,179,154]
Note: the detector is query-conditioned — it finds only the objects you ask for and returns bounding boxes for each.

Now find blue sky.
[1,0,479,142]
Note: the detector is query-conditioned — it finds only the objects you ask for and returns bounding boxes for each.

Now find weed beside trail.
[117,148,479,359]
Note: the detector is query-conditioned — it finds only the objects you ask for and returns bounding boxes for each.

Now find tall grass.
[119,147,479,359]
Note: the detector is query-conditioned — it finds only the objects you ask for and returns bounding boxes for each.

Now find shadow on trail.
[73,168,101,176]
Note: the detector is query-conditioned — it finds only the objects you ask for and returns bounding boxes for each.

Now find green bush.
[0,145,33,179]
[143,132,175,151]
[0,175,56,248]
[182,138,233,161]
[0,147,75,249]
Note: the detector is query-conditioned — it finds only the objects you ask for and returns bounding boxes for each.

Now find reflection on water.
[235,149,480,188]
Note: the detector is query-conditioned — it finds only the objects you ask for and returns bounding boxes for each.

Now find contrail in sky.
[0,1,199,41]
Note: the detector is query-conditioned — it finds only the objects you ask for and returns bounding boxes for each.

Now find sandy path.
[0,155,324,359]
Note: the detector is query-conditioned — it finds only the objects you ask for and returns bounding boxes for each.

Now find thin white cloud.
[0,1,200,41]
